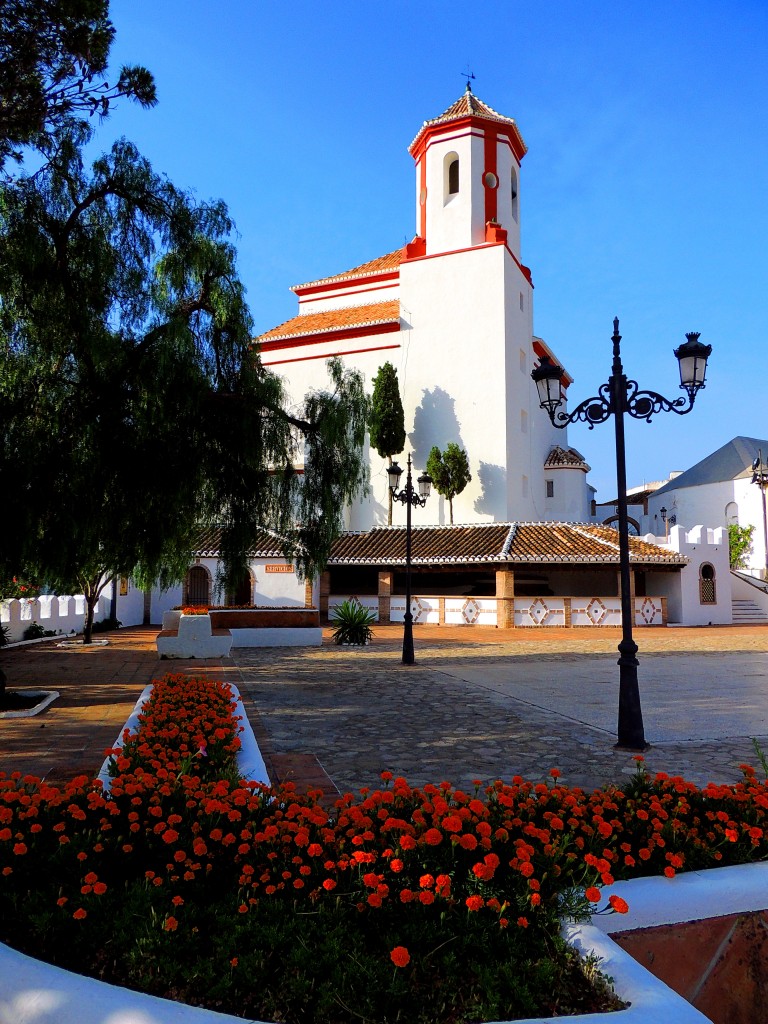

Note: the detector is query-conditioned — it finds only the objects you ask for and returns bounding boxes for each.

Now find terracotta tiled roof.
[409,87,527,155]
[328,523,686,567]
[255,300,400,345]
[544,446,591,470]
[194,527,286,558]
[291,250,404,292]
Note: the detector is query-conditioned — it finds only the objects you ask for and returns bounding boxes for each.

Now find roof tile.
[291,250,403,292]
[328,522,686,566]
[255,299,400,345]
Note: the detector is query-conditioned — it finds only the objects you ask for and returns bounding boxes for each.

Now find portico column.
[319,571,331,624]
[495,569,515,629]
[378,570,392,625]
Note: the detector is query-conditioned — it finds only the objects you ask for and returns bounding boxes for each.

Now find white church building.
[255,85,595,528]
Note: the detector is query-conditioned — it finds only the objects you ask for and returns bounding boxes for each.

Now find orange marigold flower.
[12,843,27,856]
[418,890,435,905]
[390,946,410,968]
[57,896,68,906]
[390,858,404,873]
[459,833,478,851]
[73,908,87,920]
[93,882,107,896]
[549,768,561,779]
[517,916,529,928]
[664,866,676,878]
[164,916,178,931]
[608,895,629,914]
[172,895,184,906]
[230,957,238,967]
[585,886,601,903]
[400,888,415,903]
[419,874,434,889]
[465,895,484,912]
[322,878,336,891]
[424,828,443,846]
[367,893,382,908]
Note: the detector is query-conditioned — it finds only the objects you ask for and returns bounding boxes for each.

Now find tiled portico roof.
[328,523,686,567]
[194,527,286,559]
[255,299,400,345]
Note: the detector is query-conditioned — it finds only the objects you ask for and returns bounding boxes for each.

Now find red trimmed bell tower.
[407,84,527,259]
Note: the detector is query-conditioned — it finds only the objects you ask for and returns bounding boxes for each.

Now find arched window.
[185,565,211,606]
[699,563,716,604]
[510,168,519,221]
[445,154,459,198]
[725,501,739,524]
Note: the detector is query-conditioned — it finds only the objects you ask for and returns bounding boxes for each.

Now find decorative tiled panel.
[571,597,621,627]
[444,598,498,626]
[635,596,663,625]
[513,597,566,627]
[389,597,439,624]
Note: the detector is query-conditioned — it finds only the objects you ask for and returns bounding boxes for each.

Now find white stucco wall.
[647,478,768,578]
[646,525,731,625]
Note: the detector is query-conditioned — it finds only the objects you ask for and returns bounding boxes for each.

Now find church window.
[725,501,738,524]
[699,563,716,604]
[445,154,460,199]
[511,168,519,222]
[546,480,554,498]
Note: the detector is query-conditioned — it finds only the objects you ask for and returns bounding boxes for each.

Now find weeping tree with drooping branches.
[0,132,369,642]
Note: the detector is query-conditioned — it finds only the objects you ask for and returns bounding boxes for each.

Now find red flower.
[390,946,410,968]
[585,886,601,903]
[608,895,629,914]
[465,895,484,912]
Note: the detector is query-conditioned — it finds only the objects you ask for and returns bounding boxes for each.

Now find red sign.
[265,564,294,574]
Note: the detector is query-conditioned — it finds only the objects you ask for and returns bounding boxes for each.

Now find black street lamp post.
[532,319,711,750]
[388,454,432,665]
[751,450,768,578]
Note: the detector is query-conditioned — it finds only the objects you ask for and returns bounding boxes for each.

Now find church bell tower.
[408,83,527,259]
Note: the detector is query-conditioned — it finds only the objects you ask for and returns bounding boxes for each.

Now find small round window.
[483,171,498,189]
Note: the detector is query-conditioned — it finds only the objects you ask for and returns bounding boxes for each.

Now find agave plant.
[330,599,375,645]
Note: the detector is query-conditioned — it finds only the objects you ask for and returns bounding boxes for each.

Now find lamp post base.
[402,611,415,665]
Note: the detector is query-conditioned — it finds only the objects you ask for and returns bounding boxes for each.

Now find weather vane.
[461,67,476,91]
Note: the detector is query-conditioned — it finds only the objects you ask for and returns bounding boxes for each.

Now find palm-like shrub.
[330,599,375,645]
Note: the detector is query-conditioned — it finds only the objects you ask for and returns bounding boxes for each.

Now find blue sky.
[101,0,768,501]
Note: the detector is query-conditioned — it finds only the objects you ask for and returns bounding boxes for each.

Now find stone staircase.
[731,598,768,624]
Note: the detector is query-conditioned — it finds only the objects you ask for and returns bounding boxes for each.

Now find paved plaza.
[4,624,768,797]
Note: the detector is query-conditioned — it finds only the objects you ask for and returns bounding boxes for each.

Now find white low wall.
[331,594,665,627]
[0,595,109,644]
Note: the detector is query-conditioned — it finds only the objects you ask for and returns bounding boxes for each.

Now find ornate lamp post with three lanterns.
[531,319,712,750]
[388,455,432,665]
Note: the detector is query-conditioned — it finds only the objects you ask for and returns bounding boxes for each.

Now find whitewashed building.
[255,86,595,529]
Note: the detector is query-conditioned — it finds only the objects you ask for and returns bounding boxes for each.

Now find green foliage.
[330,598,375,645]
[369,361,405,460]
[426,443,472,525]
[728,523,755,569]
[369,362,405,525]
[0,134,369,624]
[0,0,156,169]
[22,621,49,640]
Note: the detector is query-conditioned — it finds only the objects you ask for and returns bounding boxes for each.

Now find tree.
[426,443,471,525]
[368,361,406,524]
[0,0,156,169]
[0,134,369,641]
[728,523,755,570]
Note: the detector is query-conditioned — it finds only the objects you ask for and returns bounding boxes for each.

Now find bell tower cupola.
[408,84,527,259]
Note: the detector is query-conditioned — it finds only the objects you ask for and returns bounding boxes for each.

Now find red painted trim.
[411,116,526,163]
[259,319,400,353]
[293,269,399,298]
[419,156,427,239]
[297,280,399,304]
[401,239,533,289]
[263,342,400,367]
[532,340,571,391]
[483,128,498,224]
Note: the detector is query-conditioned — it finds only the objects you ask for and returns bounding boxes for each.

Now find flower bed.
[2,679,768,1022]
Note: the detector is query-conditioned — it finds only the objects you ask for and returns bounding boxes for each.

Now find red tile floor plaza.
[2,623,768,794]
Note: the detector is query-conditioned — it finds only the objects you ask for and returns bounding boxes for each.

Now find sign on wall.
[265,564,294,574]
